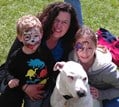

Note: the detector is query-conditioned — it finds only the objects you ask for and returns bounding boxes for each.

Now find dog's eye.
[68,76,74,80]
[83,77,87,81]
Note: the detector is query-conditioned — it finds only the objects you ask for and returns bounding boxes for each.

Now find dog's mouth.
[63,95,73,100]
[63,91,86,100]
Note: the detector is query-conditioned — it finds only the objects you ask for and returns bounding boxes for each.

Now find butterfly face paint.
[74,42,83,51]
[23,27,42,49]
[74,41,93,54]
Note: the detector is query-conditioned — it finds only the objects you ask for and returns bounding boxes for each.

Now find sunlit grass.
[0,0,119,64]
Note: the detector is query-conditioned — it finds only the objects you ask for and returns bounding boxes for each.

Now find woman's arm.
[6,38,23,62]
[22,84,45,100]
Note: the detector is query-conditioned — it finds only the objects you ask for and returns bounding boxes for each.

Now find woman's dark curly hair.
[36,2,80,59]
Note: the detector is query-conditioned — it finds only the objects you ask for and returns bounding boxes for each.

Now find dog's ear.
[53,61,66,71]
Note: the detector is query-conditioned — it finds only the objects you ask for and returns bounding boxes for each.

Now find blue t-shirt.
[51,40,63,61]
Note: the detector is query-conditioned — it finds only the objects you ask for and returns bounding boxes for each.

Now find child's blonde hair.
[75,25,97,46]
[16,15,43,36]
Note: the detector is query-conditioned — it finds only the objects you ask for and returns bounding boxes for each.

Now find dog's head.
[53,61,89,99]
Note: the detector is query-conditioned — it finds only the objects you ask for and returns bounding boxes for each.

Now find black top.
[0,37,71,92]
[6,48,50,88]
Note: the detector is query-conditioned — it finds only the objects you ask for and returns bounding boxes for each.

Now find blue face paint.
[74,42,83,51]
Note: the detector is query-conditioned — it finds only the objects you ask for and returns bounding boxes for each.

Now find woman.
[0,2,79,107]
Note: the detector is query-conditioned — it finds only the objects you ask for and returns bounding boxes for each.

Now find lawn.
[0,0,119,65]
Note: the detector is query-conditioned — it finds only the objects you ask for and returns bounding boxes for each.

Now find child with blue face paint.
[0,15,53,107]
[69,25,119,107]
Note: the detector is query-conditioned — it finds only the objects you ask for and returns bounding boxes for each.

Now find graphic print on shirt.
[25,59,48,84]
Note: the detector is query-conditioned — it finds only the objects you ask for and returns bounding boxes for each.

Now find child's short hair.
[75,25,97,46]
[16,15,43,36]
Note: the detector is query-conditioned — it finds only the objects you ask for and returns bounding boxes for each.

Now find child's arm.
[0,64,15,93]
[0,38,22,83]
[0,63,14,84]
[90,86,99,99]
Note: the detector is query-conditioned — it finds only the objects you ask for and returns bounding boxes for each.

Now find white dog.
[50,61,93,107]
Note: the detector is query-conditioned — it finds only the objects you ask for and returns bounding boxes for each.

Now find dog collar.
[63,95,73,100]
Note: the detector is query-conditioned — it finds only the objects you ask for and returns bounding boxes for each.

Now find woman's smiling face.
[51,11,71,39]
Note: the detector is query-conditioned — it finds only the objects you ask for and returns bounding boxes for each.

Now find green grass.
[82,0,119,33]
[0,0,62,64]
[0,0,119,65]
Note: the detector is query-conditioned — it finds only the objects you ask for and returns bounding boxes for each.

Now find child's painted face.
[74,36,96,64]
[23,27,42,50]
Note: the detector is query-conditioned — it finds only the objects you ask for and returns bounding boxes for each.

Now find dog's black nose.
[77,91,86,97]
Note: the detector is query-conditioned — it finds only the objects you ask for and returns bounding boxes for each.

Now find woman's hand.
[23,84,45,100]
[90,86,99,99]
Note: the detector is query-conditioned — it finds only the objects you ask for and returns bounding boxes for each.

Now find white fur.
[51,61,95,107]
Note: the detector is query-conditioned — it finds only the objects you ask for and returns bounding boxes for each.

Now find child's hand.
[90,86,99,99]
[8,79,19,88]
